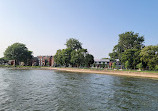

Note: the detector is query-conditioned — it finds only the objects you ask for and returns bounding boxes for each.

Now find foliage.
[109,31,144,60]
[125,61,130,69]
[84,54,94,67]
[140,45,158,70]
[121,49,140,69]
[109,31,145,70]
[54,49,63,66]
[70,49,87,67]
[4,43,33,65]
[112,62,116,69]
[61,48,72,67]
[65,38,82,50]
[109,31,158,70]
[54,38,94,68]
[109,51,119,60]
[136,63,143,70]
[155,65,158,70]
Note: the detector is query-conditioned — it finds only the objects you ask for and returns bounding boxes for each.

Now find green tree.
[4,43,33,65]
[54,49,63,66]
[54,48,72,67]
[125,61,130,69]
[112,62,116,69]
[65,38,82,50]
[84,54,94,67]
[121,49,140,69]
[54,38,94,68]
[61,48,72,67]
[70,49,87,67]
[136,63,143,70]
[155,65,158,70]
[109,31,144,60]
[109,49,119,60]
[140,45,158,70]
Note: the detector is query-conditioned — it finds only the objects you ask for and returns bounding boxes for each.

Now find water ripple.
[0,68,158,111]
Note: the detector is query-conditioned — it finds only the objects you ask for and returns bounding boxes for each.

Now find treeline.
[54,38,94,67]
[1,43,33,65]
[109,31,158,70]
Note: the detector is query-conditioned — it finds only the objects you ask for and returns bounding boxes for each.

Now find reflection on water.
[0,68,158,111]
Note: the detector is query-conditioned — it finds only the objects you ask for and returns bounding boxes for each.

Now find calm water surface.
[0,68,158,111]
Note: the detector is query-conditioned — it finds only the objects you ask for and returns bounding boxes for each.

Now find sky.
[0,0,158,59]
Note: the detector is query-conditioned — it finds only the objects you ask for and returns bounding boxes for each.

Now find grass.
[110,69,158,73]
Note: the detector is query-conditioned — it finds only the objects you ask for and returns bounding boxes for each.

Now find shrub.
[136,63,143,70]
[155,65,158,70]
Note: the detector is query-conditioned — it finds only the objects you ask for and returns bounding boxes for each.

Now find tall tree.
[61,48,72,67]
[65,38,82,50]
[54,38,94,68]
[121,49,140,69]
[4,43,33,65]
[84,54,94,67]
[109,31,144,61]
[54,48,72,67]
[70,49,87,67]
[54,49,63,66]
[140,45,158,70]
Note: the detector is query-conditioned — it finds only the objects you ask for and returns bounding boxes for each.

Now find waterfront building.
[94,59,110,68]
[37,56,54,66]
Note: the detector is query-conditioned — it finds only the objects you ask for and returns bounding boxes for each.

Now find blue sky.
[0,0,158,59]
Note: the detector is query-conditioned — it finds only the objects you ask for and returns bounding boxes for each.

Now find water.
[0,68,158,111]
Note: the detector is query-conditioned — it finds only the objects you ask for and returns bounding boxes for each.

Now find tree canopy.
[140,45,158,70]
[109,31,144,60]
[70,49,87,67]
[109,31,145,69]
[109,31,158,70]
[54,38,94,67]
[4,43,33,65]
[65,38,82,50]
[54,49,63,66]
[84,54,94,67]
[121,49,140,69]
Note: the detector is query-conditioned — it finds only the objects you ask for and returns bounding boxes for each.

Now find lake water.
[0,68,158,111]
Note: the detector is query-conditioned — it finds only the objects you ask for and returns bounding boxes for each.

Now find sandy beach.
[39,67,158,79]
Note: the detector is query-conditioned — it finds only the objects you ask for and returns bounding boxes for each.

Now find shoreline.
[2,67,158,79]
[45,67,158,79]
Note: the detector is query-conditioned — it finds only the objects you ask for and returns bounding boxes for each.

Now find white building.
[94,59,110,65]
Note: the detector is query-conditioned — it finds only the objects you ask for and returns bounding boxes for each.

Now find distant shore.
[1,66,158,79]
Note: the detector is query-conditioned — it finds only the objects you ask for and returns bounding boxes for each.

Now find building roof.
[94,59,110,62]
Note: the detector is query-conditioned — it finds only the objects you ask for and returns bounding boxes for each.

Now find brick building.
[37,56,54,66]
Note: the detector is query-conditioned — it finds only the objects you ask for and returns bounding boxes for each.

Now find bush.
[125,61,130,69]
[155,65,158,70]
[112,62,116,69]
[136,63,143,70]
